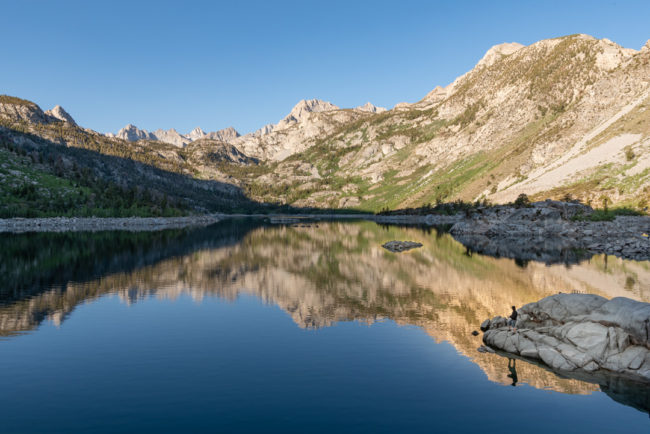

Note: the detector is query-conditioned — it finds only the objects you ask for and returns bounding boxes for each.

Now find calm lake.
[1,219,649,433]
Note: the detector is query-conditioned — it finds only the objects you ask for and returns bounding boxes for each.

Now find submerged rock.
[382,240,423,253]
[481,294,650,382]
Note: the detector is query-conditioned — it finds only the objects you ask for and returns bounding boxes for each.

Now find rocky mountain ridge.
[110,124,241,147]
[108,97,388,156]
[0,96,78,126]
[2,34,650,213]
[223,33,650,211]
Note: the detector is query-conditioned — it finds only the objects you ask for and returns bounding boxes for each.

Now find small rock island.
[382,240,423,253]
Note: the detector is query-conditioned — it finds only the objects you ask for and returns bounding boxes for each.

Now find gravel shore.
[0,215,223,233]
[1,206,648,262]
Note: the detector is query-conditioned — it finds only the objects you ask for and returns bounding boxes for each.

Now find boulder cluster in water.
[481,294,650,382]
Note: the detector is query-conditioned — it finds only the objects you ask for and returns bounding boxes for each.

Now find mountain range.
[109,99,386,149]
[1,33,649,214]
[109,124,241,147]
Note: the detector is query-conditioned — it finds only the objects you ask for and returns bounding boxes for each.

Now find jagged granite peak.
[252,123,275,137]
[476,42,525,69]
[355,102,387,113]
[643,39,650,51]
[44,105,77,125]
[151,128,188,147]
[113,124,240,148]
[280,99,339,125]
[205,126,240,142]
[115,124,156,142]
[187,127,206,141]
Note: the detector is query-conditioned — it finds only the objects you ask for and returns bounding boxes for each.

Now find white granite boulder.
[482,294,650,382]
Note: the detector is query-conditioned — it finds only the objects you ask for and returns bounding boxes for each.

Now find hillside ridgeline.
[2,34,650,215]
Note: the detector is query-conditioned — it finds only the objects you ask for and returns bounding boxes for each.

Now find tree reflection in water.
[1,219,649,413]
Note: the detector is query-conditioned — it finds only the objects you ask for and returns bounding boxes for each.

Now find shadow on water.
[0,218,265,304]
[450,234,595,266]
[494,350,650,415]
[379,222,597,265]
[1,219,649,415]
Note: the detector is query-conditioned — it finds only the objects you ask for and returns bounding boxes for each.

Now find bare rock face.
[151,128,188,147]
[275,99,339,130]
[186,139,258,165]
[187,127,206,141]
[355,102,387,113]
[44,105,77,126]
[232,98,358,161]
[116,124,156,142]
[252,123,275,137]
[482,294,650,382]
[475,42,525,69]
[114,125,241,148]
[187,126,241,143]
[421,86,449,104]
[0,99,77,127]
[205,126,240,142]
[0,96,50,124]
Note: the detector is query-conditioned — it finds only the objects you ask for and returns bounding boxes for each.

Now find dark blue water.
[0,220,648,433]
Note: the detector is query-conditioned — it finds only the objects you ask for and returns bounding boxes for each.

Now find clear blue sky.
[2,0,649,134]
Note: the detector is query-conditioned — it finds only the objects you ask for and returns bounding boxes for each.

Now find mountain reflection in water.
[1,219,649,414]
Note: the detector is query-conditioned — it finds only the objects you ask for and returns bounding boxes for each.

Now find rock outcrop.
[274,99,339,130]
[232,98,359,161]
[482,294,650,382]
[115,124,156,142]
[0,98,78,127]
[44,105,77,125]
[252,123,275,137]
[184,139,258,165]
[0,97,51,124]
[150,128,188,147]
[355,102,387,113]
[449,200,650,261]
[205,126,240,142]
[185,126,240,143]
[475,42,525,69]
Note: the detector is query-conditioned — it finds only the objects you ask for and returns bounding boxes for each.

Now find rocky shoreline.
[0,201,648,262]
[447,201,650,261]
[0,215,223,233]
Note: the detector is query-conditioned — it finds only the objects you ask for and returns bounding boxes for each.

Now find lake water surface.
[1,219,649,433]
